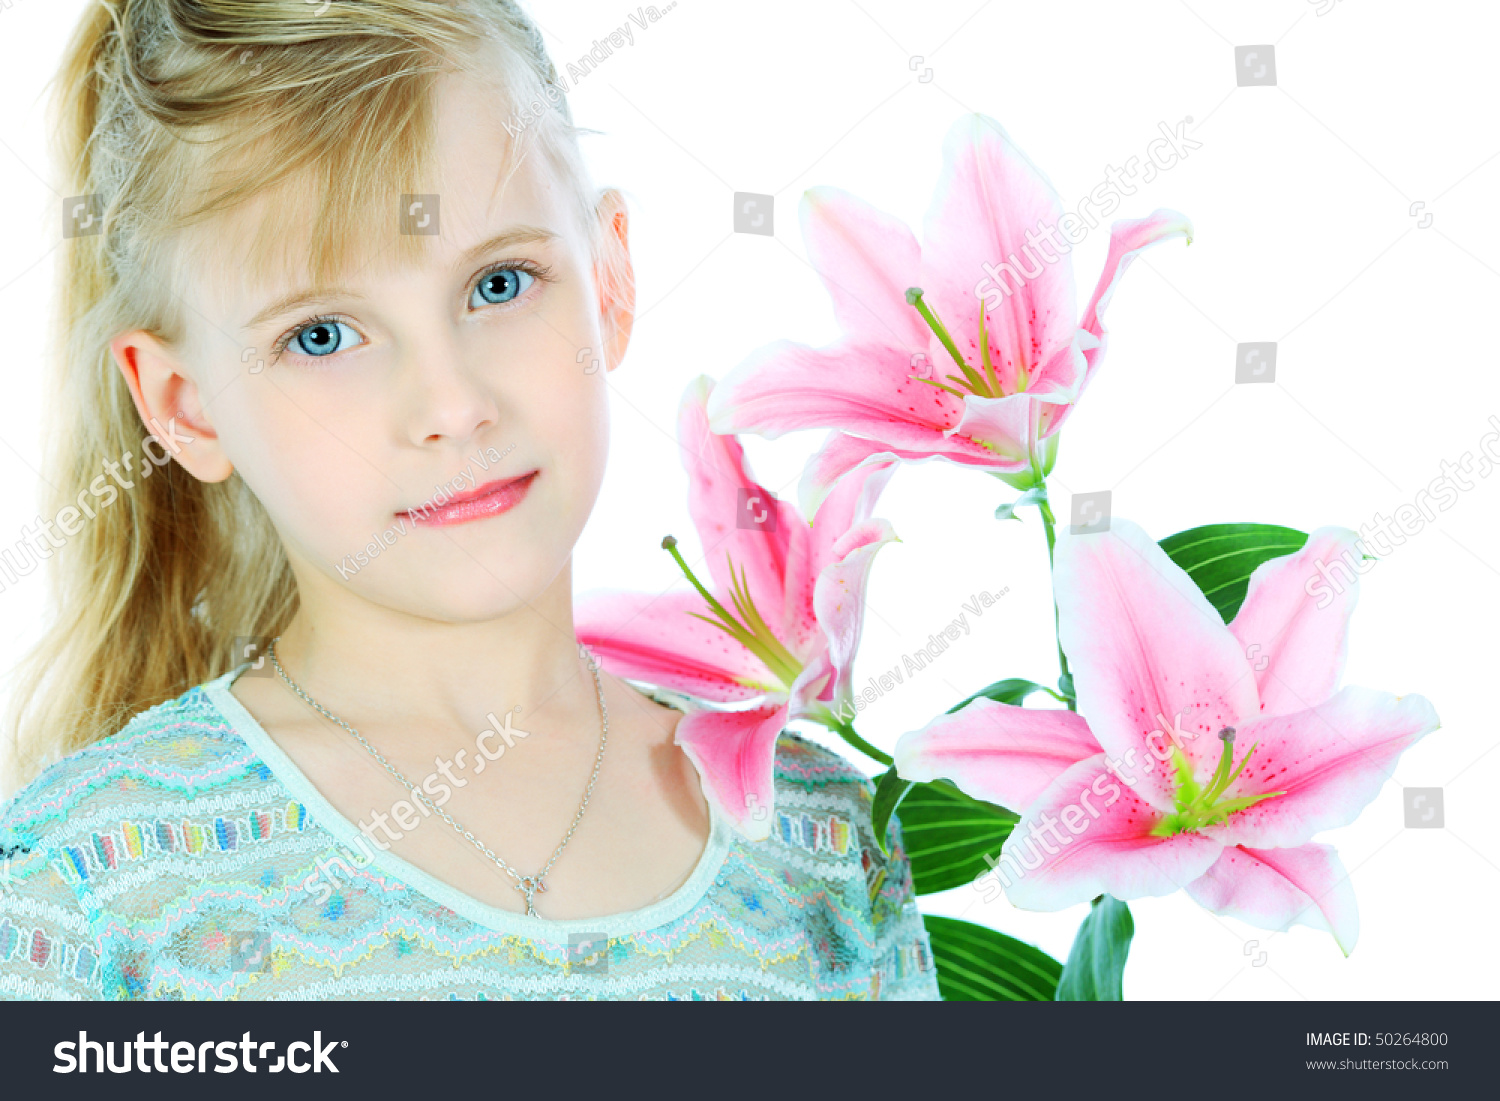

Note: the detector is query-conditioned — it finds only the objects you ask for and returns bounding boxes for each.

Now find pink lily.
[575,376,897,840]
[893,519,1439,953]
[707,113,1191,515]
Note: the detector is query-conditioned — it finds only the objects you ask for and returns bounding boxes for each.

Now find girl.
[0,0,938,1000]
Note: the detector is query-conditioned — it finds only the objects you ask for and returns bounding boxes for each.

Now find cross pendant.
[515,875,547,917]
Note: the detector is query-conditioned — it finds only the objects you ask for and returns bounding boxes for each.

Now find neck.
[267,561,594,748]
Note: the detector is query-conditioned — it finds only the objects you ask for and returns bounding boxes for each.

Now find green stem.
[1036,492,1075,712]
[831,720,893,767]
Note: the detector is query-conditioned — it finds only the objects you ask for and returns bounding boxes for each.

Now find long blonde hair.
[3,0,628,795]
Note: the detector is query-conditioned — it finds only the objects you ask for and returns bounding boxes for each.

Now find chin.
[389,548,574,624]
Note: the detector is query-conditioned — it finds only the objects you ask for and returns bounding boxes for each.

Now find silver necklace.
[265,636,609,918]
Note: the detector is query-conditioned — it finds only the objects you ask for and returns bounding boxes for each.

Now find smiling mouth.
[401,470,539,527]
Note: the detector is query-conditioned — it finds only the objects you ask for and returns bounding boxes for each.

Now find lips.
[401,470,538,527]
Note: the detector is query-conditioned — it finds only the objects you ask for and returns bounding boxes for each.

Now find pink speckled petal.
[678,376,803,631]
[950,391,1049,468]
[675,701,789,842]
[1077,208,1192,380]
[1230,526,1366,719]
[800,185,930,348]
[893,697,1102,813]
[1053,517,1262,810]
[809,518,899,721]
[795,430,1001,521]
[708,338,965,443]
[1185,843,1359,955]
[921,114,1077,399]
[574,590,777,702]
[998,755,1223,911]
[1206,685,1440,850]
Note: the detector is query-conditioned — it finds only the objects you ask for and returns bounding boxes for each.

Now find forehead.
[176,57,579,336]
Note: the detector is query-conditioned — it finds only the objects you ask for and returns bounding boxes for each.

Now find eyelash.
[268,258,555,363]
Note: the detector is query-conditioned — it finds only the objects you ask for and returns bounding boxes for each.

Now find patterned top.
[0,666,939,1000]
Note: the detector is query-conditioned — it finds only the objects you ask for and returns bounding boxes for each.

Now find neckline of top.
[201,665,735,940]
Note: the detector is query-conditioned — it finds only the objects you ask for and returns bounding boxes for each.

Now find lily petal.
[1185,843,1360,955]
[951,391,1053,468]
[789,651,838,715]
[1208,685,1441,850]
[921,114,1077,394]
[1053,518,1262,809]
[1077,208,1193,380]
[999,755,1223,910]
[805,449,895,570]
[893,697,1102,813]
[574,591,778,702]
[796,431,996,521]
[782,450,897,658]
[1230,526,1366,719]
[801,185,929,348]
[1030,327,1096,407]
[679,376,802,632]
[675,702,789,841]
[709,337,976,446]
[809,518,900,719]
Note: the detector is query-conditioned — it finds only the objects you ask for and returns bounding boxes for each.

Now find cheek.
[212,378,387,547]
[496,305,612,500]
[534,375,611,514]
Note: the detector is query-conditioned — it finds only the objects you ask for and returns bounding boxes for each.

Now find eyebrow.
[242,225,561,333]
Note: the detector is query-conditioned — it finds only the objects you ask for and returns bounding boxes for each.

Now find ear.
[593,188,635,374]
[109,329,235,483]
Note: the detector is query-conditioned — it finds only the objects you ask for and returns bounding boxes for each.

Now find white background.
[1,0,1495,999]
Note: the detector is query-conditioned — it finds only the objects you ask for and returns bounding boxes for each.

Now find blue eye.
[471,267,534,307]
[291,319,363,358]
[273,264,544,363]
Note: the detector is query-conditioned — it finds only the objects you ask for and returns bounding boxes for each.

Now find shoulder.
[764,730,886,856]
[0,679,260,852]
[772,729,875,795]
[0,679,263,999]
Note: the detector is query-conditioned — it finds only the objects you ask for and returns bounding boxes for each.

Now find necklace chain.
[265,636,608,918]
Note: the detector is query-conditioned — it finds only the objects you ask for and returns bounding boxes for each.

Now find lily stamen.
[905,287,1026,401]
[1150,728,1285,838]
[661,535,803,688]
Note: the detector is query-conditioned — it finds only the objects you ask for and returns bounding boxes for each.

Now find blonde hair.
[3,0,629,795]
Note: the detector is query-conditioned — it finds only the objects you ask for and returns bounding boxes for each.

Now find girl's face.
[118,62,632,625]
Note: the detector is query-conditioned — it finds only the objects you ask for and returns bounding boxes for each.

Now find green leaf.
[946,677,1054,714]
[880,773,1019,895]
[1158,523,1309,623]
[923,914,1063,1001]
[871,769,914,856]
[994,486,1048,522]
[1055,895,1134,1001]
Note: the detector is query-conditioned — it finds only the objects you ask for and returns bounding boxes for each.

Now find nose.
[398,327,502,448]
